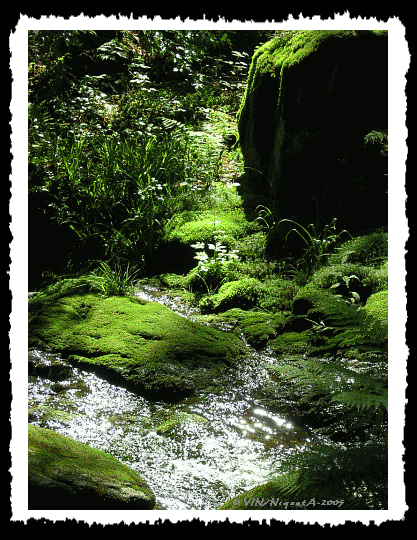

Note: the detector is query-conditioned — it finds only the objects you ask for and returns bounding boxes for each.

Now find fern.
[330,388,387,413]
[265,354,388,508]
[270,357,387,412]
[269,440,388,509]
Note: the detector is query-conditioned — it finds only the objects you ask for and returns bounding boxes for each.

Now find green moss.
[328,232,388,267]
[29,292,246,402]
[257,277,298,311]
[200,277,262,314]
[165,207,258,249]
[270,331,314,355]
[28,425,155,509]
[359,290,388,344]
[239,30,387,129]
[220,308,287,349]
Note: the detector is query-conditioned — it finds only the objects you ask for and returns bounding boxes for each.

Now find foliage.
[271,357,387,413]
[28,30,257,287]
[190,230,240,294]
[364,129,388,158]
[89,261,140,297]
[28,277,93,317]
[280,218,352,273]
[265,355,387,509]
[265,439,387,509]
[328,231,388,267]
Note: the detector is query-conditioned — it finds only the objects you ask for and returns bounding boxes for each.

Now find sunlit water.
[28,285,312,510]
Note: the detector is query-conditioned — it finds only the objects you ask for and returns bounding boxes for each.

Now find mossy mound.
[364,290,388,332]
[28,425,156,510]
[328,231,388,267]
[165,207,259,250]
[270,331,316,355]
[199,277,262,314]
[272,282,388,358]
[28,291,246,402]
[219,308,287,349]
[337,290,388,354]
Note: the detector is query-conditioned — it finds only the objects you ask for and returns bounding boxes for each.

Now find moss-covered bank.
[28,425,156,510]
[29,291,246,402]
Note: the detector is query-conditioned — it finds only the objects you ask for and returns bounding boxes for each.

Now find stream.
[28,285,314,510]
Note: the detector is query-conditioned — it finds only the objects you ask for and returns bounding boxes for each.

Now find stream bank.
[28,285,314,509]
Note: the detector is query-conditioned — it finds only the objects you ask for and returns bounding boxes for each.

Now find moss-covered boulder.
[271,282,388,358]
[219,308,287,349]
[200,277,262,314]
[363,290,388,336]
[28,425,156,510]
[238,30,387,235]
[28,292,246,402]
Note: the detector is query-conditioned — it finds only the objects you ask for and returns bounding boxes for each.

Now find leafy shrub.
[28,30,256,285]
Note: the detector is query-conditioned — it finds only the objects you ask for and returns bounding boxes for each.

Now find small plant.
[280,218,352,275]
[191,228,240,294]
[330,274,362,305]
[89,260,140,297]
[255,204,277,233]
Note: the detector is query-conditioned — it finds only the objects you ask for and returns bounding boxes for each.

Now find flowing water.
[28,285,313,510]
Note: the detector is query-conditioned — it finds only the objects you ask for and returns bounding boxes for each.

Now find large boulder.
[238,30,388,237]
[29,290,246,402]
[28,425,156,510]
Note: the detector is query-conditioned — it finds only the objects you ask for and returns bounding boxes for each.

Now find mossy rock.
[257,277,298,312]
[269,331,315,355]
[164,207,259,250]
[364,290,388,332]
[238,30,388,233]
[220,308,287,349]
[28,292,246,403]
[337,289,388,353]
[291,284,387,356]
[328,231,388,267]
[311,261,387,300]
[200,277,262,314]
[28,425,155,510]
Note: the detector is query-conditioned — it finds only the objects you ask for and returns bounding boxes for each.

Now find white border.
[10,15,409,525]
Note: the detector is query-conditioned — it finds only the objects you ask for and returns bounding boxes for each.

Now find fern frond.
[158,117,188,138]
[270,358,387,412]
[270,441,388,509]
[331,389,387,412]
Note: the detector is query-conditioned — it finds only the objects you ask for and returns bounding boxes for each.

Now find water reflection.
[28,354,310,510]
[28,285,312,510]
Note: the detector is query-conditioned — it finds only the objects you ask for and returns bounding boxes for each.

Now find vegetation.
[28,30,262,288]
[28,30,388,511]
